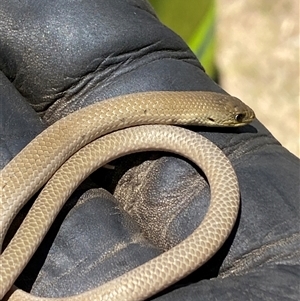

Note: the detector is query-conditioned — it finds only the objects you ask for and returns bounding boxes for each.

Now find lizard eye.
[235,113,246,123]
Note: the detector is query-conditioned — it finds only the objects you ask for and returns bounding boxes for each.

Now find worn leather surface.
[0,0,299,300]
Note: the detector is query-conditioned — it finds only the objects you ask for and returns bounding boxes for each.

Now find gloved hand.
[0,1,299,300]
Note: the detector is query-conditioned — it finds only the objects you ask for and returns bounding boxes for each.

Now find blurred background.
[150,0,299,157]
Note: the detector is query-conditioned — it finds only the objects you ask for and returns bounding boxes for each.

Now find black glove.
[0,1,299,300]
